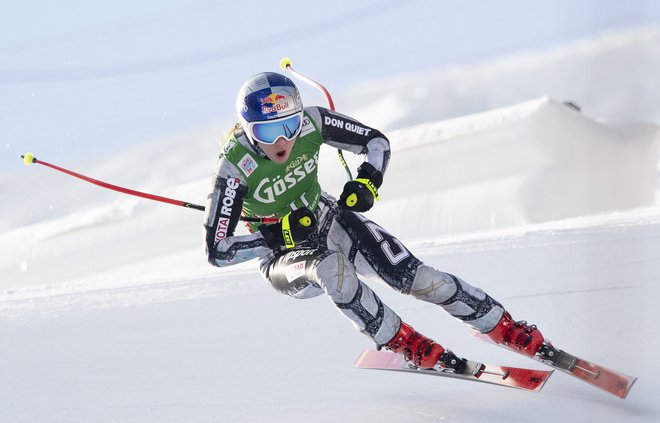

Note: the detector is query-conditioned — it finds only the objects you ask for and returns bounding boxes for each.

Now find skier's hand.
[339,162,383,213]
[258,207,317,249]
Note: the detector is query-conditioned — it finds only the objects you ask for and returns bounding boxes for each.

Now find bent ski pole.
[279,57,353,181]
[20,153,278,224]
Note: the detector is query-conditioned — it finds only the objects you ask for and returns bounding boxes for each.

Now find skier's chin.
[259,137,296,163]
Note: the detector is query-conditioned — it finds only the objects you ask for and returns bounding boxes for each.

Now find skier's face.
[259,136,297,164]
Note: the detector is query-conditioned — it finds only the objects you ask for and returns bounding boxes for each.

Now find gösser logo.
[254,152,318,203]
[285,153,308,173]
[214,177,240,244]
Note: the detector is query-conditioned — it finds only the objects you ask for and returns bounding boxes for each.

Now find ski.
[355,349,553,392]
[472,331,637,399]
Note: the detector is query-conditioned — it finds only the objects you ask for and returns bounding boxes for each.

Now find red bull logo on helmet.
[260,93,291,114]
[260,94,286,105]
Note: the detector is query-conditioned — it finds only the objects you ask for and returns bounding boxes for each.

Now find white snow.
[2,29,660,422]
[339,26,660,131]
[364,97,659,238]
[2,207,659,422]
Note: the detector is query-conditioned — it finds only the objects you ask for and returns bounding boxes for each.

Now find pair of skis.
[355,331,636,399]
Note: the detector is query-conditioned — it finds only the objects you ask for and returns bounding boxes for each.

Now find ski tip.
[280,57,293,70]
[22,152,35,166]
[622,376,638,399]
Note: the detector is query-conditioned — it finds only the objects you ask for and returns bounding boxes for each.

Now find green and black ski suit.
[204,106,504,346]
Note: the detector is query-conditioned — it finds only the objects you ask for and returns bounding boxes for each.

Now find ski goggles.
[247,112,303,144]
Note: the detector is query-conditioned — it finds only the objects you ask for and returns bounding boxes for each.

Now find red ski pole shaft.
[280,58,335,110]
[20,153,278,223]
[22,153,205,210]
[279,58,352,181]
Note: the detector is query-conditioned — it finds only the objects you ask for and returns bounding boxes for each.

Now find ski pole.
[20,153,278,224]
[279,58,353,181]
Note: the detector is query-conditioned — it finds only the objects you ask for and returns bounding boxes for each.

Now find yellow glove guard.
[355,178,380,200]
[281,213,313,249]
[281,214,295,249]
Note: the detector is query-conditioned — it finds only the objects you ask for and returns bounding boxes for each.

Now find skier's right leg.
[259,246,401,345]
[259,246,447,369]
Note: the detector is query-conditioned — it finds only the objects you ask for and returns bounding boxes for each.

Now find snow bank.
[362,97,659,239]
[3,97,658,290]
[339,27,660,132]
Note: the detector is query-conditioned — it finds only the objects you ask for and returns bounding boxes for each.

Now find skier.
[204,72,545,370]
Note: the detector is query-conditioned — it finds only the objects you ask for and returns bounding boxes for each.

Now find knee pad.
[410,265,504,332]
[314,251,359,304]
[409,264,458,303]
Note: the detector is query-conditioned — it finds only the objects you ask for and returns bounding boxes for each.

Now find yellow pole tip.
[279,57,293,70]
[22,153,35,166]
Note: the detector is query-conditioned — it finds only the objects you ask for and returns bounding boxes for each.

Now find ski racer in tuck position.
[204,72,545,370]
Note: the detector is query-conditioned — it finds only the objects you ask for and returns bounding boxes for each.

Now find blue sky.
[2,0,660,173]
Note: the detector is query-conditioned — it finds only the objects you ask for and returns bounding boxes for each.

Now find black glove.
[339,162,383,212]
[258,207,317,249]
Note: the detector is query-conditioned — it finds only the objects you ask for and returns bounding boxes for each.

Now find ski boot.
[484,311,545,357]
[384,322,466,372]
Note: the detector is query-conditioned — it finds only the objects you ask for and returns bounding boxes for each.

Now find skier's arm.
[306,106,391,176]
[204,158,272,267]
[306,107,389,211]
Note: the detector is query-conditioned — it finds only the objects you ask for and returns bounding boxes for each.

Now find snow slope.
[2,207,659,422]
[2,28,660,422]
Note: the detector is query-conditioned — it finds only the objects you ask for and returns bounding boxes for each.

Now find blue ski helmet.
[235,72,303,144]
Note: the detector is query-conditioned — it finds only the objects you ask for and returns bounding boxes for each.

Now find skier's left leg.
[328,209,545,357]
[410,264,544,357]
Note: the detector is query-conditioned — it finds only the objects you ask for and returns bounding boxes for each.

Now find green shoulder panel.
[221,112,324,231]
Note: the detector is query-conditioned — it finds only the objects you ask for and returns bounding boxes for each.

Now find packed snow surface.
[2,206,659,422]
